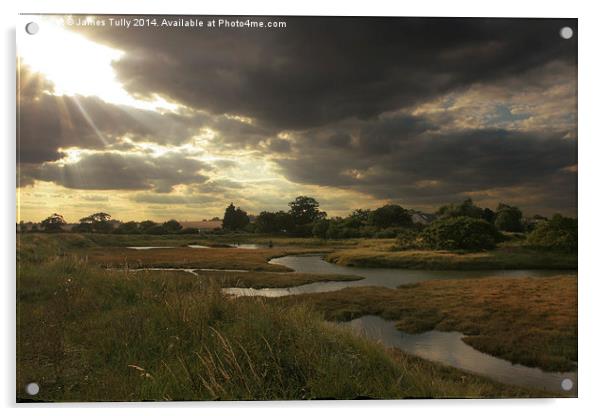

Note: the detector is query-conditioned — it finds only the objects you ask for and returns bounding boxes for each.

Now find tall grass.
[289,276,577,372]
[17,255,545,401]
[326,243,577,270]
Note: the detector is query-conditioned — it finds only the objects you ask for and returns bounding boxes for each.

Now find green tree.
[482,208,496,224]
[527,214,577,252]
[494,204,524,232]
[274,211,295,233]
[343,209,372,228]
[255,211,278,233]
[422,216,501,250]
[163,219,183,233]
[370,204,413,228]
[222,203,250,231]
[139,220,158,233]
[146,224,168,235]
[288,196,326,226]
[255,211,294,233]
[113,221,140,234]
[312,219,330,239]
[77,212,113,233]
[40,213,66,233]
[436,198,484,219]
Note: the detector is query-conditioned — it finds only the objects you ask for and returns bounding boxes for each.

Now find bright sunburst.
[17,15,177,112]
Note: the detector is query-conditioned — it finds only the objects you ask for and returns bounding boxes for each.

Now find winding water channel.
[224,254,576,296]
[224,254,577,394]
[125,248,577,393]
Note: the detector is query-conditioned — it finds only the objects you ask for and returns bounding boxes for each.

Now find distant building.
[410,212,437,225]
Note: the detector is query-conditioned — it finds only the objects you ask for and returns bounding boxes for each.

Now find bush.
[312,219,330,239]
[394,229,422,250]
[527,214,577,253]
[495,204,524,232]
[113,221,140,234]
[370,205,413,229]
[325,222,341,239]
[146,225,168,235]
[374,229,398,239]
[422,216,501,250]
[178,227,200,235]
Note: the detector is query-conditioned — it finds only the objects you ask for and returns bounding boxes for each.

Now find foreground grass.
[17,257,547,401]
[326,243,577,270]
[287,276,577,372]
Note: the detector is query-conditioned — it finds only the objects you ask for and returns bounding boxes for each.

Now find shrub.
[146,225,168,235]
[113,221,140,234]
[436,198,484,220]
[374,228,398,239]
[325,222,341,239]
[163,219,183,233]
[495,204,524,232]
[527,214,577,253]
[422,216,501,250]
[178,227,200,235]
[312,219,330,239]
[394,229,422,250]
[339,227,361,239]
[370,205,413,228]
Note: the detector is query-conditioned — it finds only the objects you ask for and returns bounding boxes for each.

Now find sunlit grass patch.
[288,276,577,371]
[326,243,577,270]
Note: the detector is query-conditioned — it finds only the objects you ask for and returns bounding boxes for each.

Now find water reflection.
[223,255,576,297]
[342,315,577,394]
[127,246,175,250]
[127,243,265,250]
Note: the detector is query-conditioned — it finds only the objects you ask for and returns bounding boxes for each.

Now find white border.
[3,1,601,415]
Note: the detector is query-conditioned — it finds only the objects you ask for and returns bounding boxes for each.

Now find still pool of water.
[123,252,577,393]
[127,246,175,250]
[223,254,576,297]
[128,244,266,250]
[227,243,266,249]
[342,315,577,394]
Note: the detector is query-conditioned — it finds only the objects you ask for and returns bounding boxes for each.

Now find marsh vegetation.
[17,197,577,401]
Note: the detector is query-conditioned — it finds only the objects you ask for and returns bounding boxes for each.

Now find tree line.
[21,195,576,252]
[24,212,197,235]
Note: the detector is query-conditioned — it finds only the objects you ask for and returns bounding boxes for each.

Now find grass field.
[81,247,300,272]
[18,233,576,271]
[285,276,577,371]
[17,256,550,401]
[16,232,576,400]
[17,233,326,272]
[326,243,577,270]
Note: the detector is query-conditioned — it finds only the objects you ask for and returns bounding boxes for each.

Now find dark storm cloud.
[75,17,576,130]
[266,137,292,153]
[19,17,577,215]
[18,89,203,165]
[357,115,437,154]
[276,112,577,210]
[17,65,276,165]
[28,151,212,192]
[327,133,353,149]
[211,117,276,148]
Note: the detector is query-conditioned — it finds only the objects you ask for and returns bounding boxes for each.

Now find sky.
[17,15,577,223]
